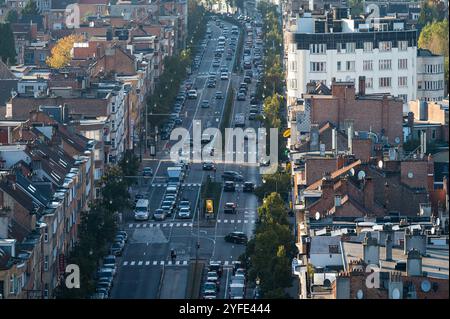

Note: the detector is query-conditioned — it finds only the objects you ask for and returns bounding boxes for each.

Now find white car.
[178,207,191,219]
[220,72,229,80]
[187,89,198,99]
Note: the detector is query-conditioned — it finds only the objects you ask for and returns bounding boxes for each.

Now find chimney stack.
[358,76,366,96]
[385,234,393,261]
[363,232,379,266]
[310,124,319,151]
[406,249,422,277]
[363,177,374,213]
[407,112,414,128]
[347,124,354,155]
[332,128,337,155]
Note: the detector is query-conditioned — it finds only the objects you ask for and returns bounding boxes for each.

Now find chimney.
[310,124,319,151]
[388,272,403,299]
[427,154,434,192]
[332,128,337,155]
[347,124,354,154]
[358,76,366,96]
[363,177,374,213]
[336,154,345,169]
[404,228,427,256]
[363,232,379,266]
[406,249,422,277]
[306,81,316,94]
[0,211,10,239]
[334,273,350,299]
[385,234,393,261]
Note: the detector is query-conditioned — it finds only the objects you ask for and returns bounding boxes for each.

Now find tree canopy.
[418,0,446,27]
[46,34,84,69]
[21,0,40,15]
[0,23,17,65]
[6,10,18,23]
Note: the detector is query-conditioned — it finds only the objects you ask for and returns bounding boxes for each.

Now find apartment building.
[416,49,446,102]
[286,10,418,105]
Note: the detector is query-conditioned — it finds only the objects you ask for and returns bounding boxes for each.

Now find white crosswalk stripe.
[237,220,242,223]
[145,261,150,266]
[230,220,235,223]
[153,261,157,265]
[244,220,249,223]
[138,261,143,266]
[130,261,135,266]
[183,261,188,265]
[123,261,128,266]
[170,223,173,227]
[224,220,228,223]
[224,261,229,266]
[160,261,164,265]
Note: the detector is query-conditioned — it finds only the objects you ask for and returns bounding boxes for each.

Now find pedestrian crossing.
[151,183,202,187]
[217,219,256,224]
[128,222,193,228]
[122,260,189,267]
[121,260,240,267]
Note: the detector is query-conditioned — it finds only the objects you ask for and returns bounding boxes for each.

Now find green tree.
[119,150,140,186]
[21,0,40,15]
[101,166,131,213]
[0,23,16,65]
[255,170,291,201]
[6,10,18,23]
[257,192,289,225]
[348,0,364,17]
[418,0,446,27]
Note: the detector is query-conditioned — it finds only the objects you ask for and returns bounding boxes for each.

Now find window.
[111,120,115,130]
[44,227,48,242]
[398,40,408,51]
[363,42,373,52]
[10,275,14,294]
[346,61,355,71]
[337,61,341,71]
[290,79,297,89]
[365,78,373,88]
[329,245,339,254]
[398,59,408,70]
[111,103,116,113]
[399,94,408,103]
[379,41,392,52]
[379,77,391,88]
[432,129,436,139]
[346,42,356,53]
[311,62,326,72]
[310,43,326,54]
[337,43,344,53]
[363,60,373,71]
[52,219,57,234]
[112,138,116,148]
[379,59,392,70]
[418,81,423,90]
[291,61,297,71]
[398,76,408,87]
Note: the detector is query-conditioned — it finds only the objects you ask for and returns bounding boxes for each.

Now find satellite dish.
[421,280,431,293]
[392,288,401,299]
[315,212,321,220]
[349,168,355,176]
[378,160,383,169]
[356,289,364,299]
[357,171,366,180]
[395,137,401,144]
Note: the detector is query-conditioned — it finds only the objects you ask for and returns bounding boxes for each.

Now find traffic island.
[186,259,206,299]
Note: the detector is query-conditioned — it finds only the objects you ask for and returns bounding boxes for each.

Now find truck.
[234,113,245,127]
[167,166,184,183]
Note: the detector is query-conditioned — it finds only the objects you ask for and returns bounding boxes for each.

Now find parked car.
[215,91,224,99]
[110,243,123,256]
[207,271,220,286]
[201,100,209,108]
[220,72,229,80]
[222,171,244,181]
[237,92,246,101]
[187,89,198,99]
[116,231,128,242]
[203,281,218,294]
[103,255,117,271]
[225,231,248,244]
[209,261,223,277]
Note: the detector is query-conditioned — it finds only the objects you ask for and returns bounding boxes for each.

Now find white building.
[416,48,446,102]
[286,11,418,106]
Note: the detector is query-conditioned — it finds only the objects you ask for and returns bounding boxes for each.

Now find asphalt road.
[110,17,253,299]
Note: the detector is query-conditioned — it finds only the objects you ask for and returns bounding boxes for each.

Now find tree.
[348,0,364,17]
[100,166,131,213]
[6,10,18,23]
[119,150,140,186]
[0,23,17,65]
[21,0,40,15]
[418,19,449,91]
[418,0,446,27]
[257,192,289,225]
[46,34,83,69]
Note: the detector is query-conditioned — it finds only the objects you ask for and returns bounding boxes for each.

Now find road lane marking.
[130,261,135,266]
[123,261,128,266]
[138,261,143,266]
[156,224,161,227]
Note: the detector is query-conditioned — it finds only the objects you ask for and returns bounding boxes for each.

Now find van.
[134,199,150,221]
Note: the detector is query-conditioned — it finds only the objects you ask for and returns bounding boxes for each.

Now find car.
[97,267,115,280]
[178,207,191,219]
[232,261,243,275]
[245,70,253,77]
[235,268,246,278]
[116,231,128,242]
[202,162,216,170]
[207,80,216,88]
[200,100,209,108]
[222,171,244,181]
[110,243,123,256]
[243,181,254,192]
[96,284,110,296]
[143,167,153,176]
[224,181,235,192]
[224,202,237,214]
[225,231,248,244]
[215,91,224,99]
[207,271,220,286]
[244,76,252,84]
[114,236,125,248]
[187,89,198,99]
[226,54,232,60]
[220,72,229,80]
[209,261,223,277]
[164,194,176,202]
[178,200,190,209]
[203,291,217,299]
[161,203,174,216]
[212,60,220,67]
[102,256,117,276]
[203,282,218,295]
[153,209,166,221]
[237,92,246,101]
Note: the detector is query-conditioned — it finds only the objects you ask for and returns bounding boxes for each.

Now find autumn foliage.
[46,34,84,69]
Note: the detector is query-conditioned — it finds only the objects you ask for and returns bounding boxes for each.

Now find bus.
[205,199,214,217]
